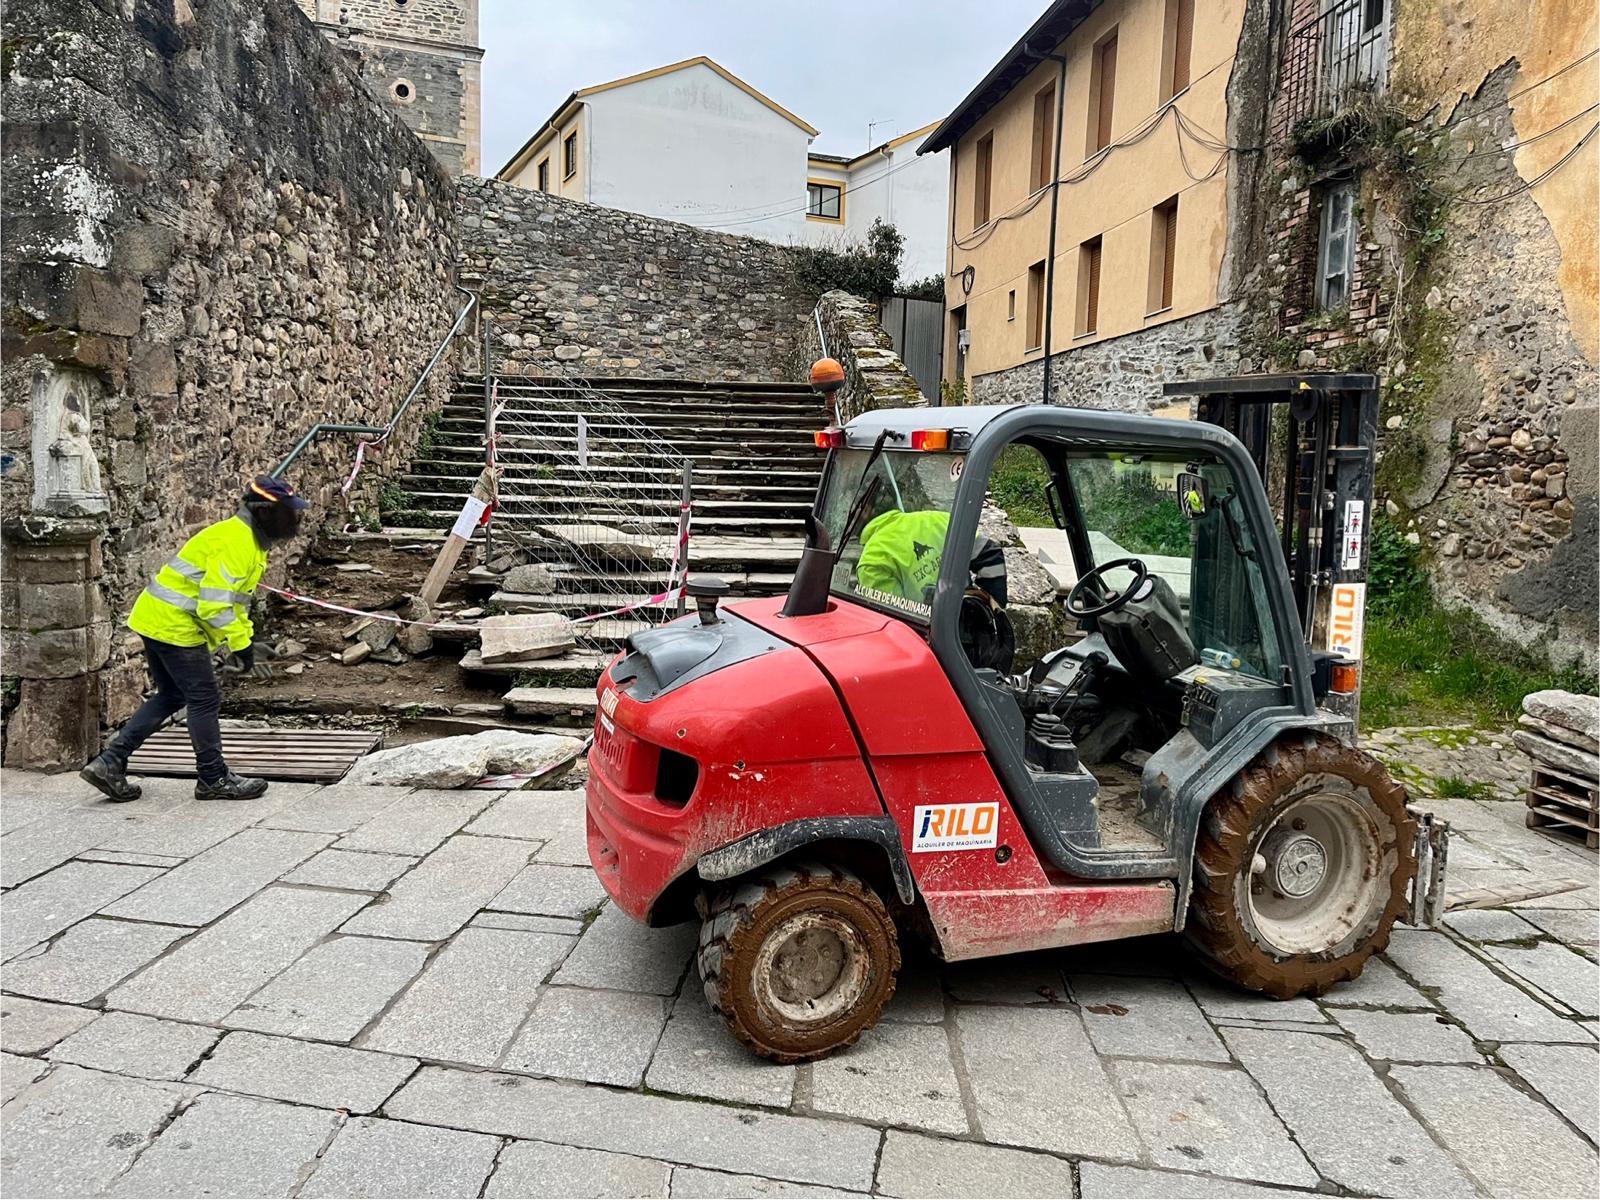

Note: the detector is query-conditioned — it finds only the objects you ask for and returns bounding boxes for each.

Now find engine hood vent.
[611,611,786,701]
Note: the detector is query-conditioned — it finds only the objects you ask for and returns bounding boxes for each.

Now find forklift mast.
[1164,373,1380,727]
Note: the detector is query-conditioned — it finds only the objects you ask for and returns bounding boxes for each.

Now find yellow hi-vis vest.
[128,515,266,651]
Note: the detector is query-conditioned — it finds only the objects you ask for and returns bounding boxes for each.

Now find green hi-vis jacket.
[127,515,266,652]
[858,509,952,604]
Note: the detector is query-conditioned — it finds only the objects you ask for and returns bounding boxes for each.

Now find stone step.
[410,455,826,485]
[503,686,599,721]
[448,396,827,420]
[400,492,810,518]
[459,374,818,397]
[438,419,821,449]
[458,649,613,679]
[399,472,818,502]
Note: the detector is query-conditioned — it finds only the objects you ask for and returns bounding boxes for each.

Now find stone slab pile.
[1518,689,1600,848]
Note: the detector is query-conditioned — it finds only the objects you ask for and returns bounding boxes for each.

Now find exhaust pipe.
[781,513,833,618]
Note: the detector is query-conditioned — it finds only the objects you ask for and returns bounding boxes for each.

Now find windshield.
[817,447,969,622]
[1066,451,1287,683]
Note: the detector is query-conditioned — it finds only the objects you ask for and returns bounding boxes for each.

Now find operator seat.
[1095,575,1196,681]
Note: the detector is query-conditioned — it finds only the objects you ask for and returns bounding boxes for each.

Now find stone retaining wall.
[1,0,461,764]
[807,290,927,421]
[458,177,808,381]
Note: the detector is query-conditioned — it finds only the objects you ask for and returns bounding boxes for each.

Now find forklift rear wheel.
[698,861,900,1063]
[1186,734,1415,999]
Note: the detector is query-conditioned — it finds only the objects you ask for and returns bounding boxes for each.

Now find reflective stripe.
[199,587,241,603]
[144,580,198,613]
[204,610,235,629]
[219,565,245,585]
[166,557,205,581]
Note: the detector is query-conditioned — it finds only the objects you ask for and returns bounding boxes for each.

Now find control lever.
[1051,650,1108,719]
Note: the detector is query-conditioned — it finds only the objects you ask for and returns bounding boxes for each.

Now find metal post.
[481,315,495,561]
[673,459,693,616]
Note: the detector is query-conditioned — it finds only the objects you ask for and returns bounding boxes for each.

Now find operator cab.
[812,400,1319,876]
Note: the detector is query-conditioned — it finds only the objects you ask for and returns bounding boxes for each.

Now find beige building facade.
[924,0,1244,402]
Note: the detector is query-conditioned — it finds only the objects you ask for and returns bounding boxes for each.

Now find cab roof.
[842,405,1019,447]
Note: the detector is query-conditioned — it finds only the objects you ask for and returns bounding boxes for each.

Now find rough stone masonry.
[1,0,462,765]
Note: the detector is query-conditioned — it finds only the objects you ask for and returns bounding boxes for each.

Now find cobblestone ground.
[1,763,1595,1199]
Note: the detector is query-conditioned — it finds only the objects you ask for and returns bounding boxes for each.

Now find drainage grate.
[126,727,383,782]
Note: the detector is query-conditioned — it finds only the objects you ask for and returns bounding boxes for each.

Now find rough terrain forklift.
[585,372,1450,1061]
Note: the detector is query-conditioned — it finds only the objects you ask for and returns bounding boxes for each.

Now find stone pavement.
[1,766,1596,1199]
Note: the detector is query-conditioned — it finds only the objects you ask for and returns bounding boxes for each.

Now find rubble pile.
[1517,689,1599,849]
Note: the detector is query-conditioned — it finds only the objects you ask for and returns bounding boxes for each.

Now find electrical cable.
[1431,49,1599,133]
[1450,119,1597,205]
[1452,102,1599,161]
[676,156,926,227]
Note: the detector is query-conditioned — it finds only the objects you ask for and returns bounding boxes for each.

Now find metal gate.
[881,295,943,404]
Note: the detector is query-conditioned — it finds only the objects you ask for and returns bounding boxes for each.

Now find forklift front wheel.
[1186,734,1415,999]
[698,861,900,1063]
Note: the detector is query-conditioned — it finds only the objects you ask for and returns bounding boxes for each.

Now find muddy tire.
[698,861,899,1063]
[1186,734,1415,999]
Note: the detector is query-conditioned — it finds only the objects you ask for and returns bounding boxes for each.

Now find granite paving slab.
[335,788,500,856]
[1386,929,1591,1042]
[944,954,1069,1004]
[0,996,98,1054]
[0,1051,49,1104]
[1497,1042,1600,1142]
[1111,1059,1317,1187]
[224,934,430,1041]
[468,788,582,843]
[1483,939,1600,1017]
[1329,1008,1484,1063]
[553,904,696,995]
[874,1130,1072,1198]
[280,848,417,891]
[258,784,411,834]
[1389,1063,1600,1198]
[341,834,534,941]
[48,1011,220,1081]
[387,1066,883,1191]
[1073,975,1229,1061]
[485,1141,671,1199]
[954,1004,1139,1159]
[809,1021,967,1133]
[1,861,165,961]
[669,1166,864,1198]
[0,1065,190,1198]
[189,1031,416,1113]
[501,986,667,1086]
[102,827,330,926]
[0,811,135,888]
[644,993,796,1108]
[1223,1026,1478,1196]
[362,927,573,1065]
[300,1116,503,1198]
[1316,954,1434,1008]
[489,862,610,919]
[107,886,369,1023]
[105,1091,338,1198]
[93,787,317,858]
[1077,1164,1314,1198]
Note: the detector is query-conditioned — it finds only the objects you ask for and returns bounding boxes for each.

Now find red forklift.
[585,372,1449,1062]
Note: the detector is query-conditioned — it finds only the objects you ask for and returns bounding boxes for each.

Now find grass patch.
[1434,776,1496,802]
[1360,516,1590,729]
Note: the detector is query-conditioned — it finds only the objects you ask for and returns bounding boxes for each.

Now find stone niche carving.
[31,366,109,516]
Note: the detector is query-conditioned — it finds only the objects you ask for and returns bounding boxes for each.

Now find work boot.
[194,771,269,802]
[80,754,141,803]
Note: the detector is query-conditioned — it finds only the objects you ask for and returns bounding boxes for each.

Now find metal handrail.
[270,285,479,478]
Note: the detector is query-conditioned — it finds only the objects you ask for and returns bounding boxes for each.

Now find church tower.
[296,1,483,176]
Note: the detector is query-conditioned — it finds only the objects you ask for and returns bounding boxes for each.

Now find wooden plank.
[419,468,497,606]
[126,727,381,782]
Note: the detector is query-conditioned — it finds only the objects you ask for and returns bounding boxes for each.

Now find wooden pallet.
[127,727,383,783]
[1524,762,1599,849]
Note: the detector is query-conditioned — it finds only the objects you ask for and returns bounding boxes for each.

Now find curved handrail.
[270,285,479,478]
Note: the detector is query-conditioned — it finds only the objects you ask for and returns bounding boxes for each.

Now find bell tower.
[295,0,483,176]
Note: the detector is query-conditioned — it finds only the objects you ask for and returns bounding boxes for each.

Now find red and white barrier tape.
[259,584,476,632]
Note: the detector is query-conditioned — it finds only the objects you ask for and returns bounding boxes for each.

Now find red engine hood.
[725,595,892,647]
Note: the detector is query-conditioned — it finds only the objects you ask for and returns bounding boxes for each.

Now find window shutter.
[1032,84,1055,192]
[1172,0,1193,94]
[1162,200,1178,309]
[1096,37,1118,151]
[1086,242,1102,333]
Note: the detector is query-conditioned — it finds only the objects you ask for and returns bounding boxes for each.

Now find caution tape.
[259,584,478,632]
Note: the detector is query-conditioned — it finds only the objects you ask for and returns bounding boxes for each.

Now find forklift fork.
[1406,808,1450,927]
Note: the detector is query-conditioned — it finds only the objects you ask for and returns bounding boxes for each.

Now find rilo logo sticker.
[600,688,620,719]
[912,802,999,852]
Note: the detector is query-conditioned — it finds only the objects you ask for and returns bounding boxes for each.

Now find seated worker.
[857,504,1007,607]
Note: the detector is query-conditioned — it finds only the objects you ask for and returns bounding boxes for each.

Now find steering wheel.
[1066,557,1151,619]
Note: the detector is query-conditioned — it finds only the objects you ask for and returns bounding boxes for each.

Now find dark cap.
[247,475,311,510]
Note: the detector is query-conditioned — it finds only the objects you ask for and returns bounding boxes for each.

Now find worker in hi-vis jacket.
[80,475,308,803]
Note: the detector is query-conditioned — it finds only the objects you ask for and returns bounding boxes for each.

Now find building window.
[1026,260,1046,350]
[563,131,578,179]
[1087,31,1118,155]
[1030,82,1056,193]
[1162,0,1194,100]
[1148,196,1179,314]
[536,158,550,193]
[391,78,415,104]
[1316,181,1356,309]
[1076,237,1102,337]
[1008,289,1017,321]
[973,132,994,226]
[806,180,843,222]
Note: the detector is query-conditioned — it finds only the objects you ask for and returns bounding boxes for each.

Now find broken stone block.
[1513,729,1599,782]
[1004,546,1059,606]
[342,730,585,788]
[479,613,576,664]
[370,646,408,665]
[538,523,656,562]
[1518,713,1598,755]
[341,643,373,666]
[398,623,434,656]
[502,563,558,595]
[1523,690,1600,743]
[279,639,308,658]
[358,615,399,652]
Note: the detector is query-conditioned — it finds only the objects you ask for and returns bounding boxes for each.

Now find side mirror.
[1045,478,1067,530]
[1176,471,1210,520]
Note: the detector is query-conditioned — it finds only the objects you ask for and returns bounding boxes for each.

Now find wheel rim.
[751,912,870,1027]
[1239,787,1385,956]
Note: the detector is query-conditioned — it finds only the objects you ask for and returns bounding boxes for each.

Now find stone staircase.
[245,374,829,728]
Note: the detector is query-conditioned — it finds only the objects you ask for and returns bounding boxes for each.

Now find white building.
[495,57,949,282]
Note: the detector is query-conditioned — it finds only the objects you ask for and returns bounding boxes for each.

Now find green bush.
[790,219,904,302]
[987,445,1054,527]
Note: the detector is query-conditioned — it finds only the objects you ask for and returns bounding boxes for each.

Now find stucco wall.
[944,0,1246,383]
[458,177,807,380]
[838,146,950,282]
[1,0,461,757]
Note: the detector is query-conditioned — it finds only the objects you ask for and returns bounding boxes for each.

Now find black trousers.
[104,637,228,783]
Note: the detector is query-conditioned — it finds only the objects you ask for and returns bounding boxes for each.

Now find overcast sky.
[480,0,1048,173]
